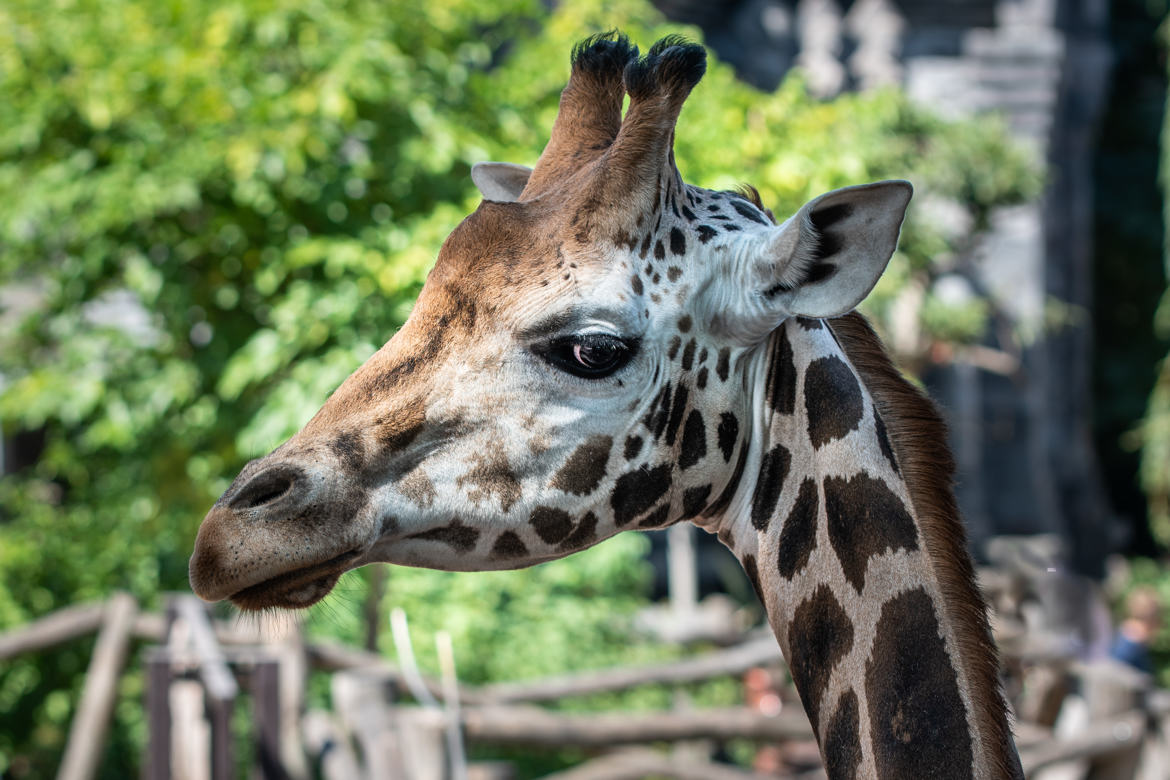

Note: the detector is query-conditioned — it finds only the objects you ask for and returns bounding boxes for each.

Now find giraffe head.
[189,33,910,610]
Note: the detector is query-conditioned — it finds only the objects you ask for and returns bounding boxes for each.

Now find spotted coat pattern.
[189,32,1021,780]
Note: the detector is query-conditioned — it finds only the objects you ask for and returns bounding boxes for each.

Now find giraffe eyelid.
[531,333,640,380]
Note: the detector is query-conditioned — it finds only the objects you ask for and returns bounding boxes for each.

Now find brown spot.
[559,512,599,551]
[611,464,672,526]
[866,588,974,778]
[645,383,673,440]
[768,327,796,415]
[330,431,365,472]
[777,478,818,579]
[551,435,612,495]
[408,519,479,553]
[716,348,730,381]
[375,403,426,452]
[669,227,687,255]
[824,689,862,779]
[631,275,643,295]
[804,356,864,448]
[667,336,682,360]
[678,315,692,332]
[705,441,748,518]
[530,506,574,544]
[750,444,790,531]
[457,451,521,513]
[624,435,644,461]
[681,484,711,519]
[787,584,853,732]
[667,266,682,282]
[717,412,738,462]
[824,473,918,592]
[654,239,665,260]
[492,531,528,558]
[399,469,436,508]
[681,339,696,371]
[637,503,671,528]
[797,316,823,330]
[874,410,899,474]
[664,384,689,446]
[696,366,708,389]
[678,410,706,470]
[741,553,764,601]
[378,514,399,537]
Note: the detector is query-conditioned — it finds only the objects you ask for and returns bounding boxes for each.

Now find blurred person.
[1109,586,1162,674]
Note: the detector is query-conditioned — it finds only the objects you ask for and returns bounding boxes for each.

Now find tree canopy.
[0,0,1036,775]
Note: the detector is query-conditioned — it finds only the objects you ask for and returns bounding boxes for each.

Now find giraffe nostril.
[230,466,302,511]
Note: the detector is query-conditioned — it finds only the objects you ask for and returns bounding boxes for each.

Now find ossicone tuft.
[623,36,707,101]
[571,31,639,76]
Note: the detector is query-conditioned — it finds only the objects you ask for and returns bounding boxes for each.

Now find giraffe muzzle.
[189,457,375,607]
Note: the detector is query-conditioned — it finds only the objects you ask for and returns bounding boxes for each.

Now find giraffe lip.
[228,549,362,611]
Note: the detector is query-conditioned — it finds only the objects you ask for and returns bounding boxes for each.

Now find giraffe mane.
[828,312,1020,778]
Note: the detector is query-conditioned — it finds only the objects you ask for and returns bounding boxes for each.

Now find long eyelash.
[533,334,638,379]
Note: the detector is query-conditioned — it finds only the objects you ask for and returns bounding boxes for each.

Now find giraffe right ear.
[471,162,533,202]
[708,180,911,343]
[764,180,912,320]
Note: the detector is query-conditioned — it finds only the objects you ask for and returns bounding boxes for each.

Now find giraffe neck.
[713,315,1021,780]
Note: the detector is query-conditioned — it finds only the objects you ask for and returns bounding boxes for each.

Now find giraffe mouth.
[229,549,362,611]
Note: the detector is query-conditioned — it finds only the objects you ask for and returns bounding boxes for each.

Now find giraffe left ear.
[471,162,533,202]
[761,180,912,319]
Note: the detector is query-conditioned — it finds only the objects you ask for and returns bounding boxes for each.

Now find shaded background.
[0,0,1167,776]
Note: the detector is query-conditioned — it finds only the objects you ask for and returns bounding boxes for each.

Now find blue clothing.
[1110,633,1154,674]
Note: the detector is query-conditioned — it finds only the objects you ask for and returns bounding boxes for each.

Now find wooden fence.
[3,589,1170,779]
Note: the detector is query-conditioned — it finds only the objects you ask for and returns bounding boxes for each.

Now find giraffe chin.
[228,549,360,611]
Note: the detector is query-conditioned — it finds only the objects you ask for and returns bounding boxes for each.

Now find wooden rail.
[4,594,1170,779]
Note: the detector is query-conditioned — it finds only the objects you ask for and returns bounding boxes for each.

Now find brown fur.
[522,35,705,244]
[829,312,1023,780]
[522,34,634,198]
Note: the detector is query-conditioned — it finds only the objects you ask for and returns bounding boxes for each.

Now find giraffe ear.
[471,162,533,202]
[761,180,912,320]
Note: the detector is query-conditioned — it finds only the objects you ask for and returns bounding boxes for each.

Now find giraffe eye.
[538,334,635,379]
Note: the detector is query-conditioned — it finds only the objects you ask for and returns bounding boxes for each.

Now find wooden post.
[364,564,387,653]
[206,696,234,780]
[256,612,308,779]
[394,708,448,780]
[252,659,284,779]
[57,592,138,780]
[170,680,210,780]
[302,710,362,780]
[146,649,174,780]
[168,597,237,780]
[1080,660,1147,780]
[667,524,697,618]
[332,670,399,779]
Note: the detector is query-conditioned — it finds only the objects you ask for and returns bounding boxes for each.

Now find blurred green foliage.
[0,0,1035,775]
[1142,13,1170,545]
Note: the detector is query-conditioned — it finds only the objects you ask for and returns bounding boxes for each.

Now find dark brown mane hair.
[828,311,1021,779]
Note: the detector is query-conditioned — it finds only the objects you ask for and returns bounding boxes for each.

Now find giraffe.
[189,33,1023,778]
